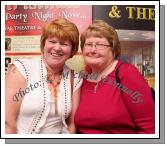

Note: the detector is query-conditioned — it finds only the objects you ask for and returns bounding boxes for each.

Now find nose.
[89,44,96,52]
[54,43,62,51]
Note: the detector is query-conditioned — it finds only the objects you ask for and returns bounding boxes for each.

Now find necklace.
[47,70,62,96]
[92,60,116,93]
[43,59,63,85]
[94,82,99,93]
[47,70,62,115]
[47,71,62,85]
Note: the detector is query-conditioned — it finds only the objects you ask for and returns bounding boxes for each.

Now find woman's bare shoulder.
[6,64,26,84]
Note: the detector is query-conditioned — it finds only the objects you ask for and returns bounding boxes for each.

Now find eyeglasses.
[84,43,111,50]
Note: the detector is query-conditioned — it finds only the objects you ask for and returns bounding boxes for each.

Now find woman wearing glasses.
[74,20,155,134]
[5,18,82,134]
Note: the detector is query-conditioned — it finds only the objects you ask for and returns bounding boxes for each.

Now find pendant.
[94,82,98,93]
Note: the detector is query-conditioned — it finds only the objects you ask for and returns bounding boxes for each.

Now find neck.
[44,60,63,75]
[91,60,117,81]
[92,60,115,73]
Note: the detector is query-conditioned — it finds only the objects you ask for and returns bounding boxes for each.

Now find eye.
[96,44,103,47]
[49,40,57,44]
[61,43,69,46]
[85,43,92,47]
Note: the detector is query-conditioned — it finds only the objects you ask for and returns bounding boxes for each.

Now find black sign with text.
[93,5,155,31]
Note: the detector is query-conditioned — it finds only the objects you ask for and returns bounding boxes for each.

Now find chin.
[85,58,100,65]
[86,61,100,67]
[49,58,65,66]
[50,62,64,68]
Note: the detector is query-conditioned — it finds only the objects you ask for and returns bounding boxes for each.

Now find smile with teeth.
[51,52,63,57]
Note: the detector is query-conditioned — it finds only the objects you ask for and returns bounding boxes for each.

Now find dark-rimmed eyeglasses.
[84,43,111,50]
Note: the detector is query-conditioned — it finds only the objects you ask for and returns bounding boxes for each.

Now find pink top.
[74,61,155,134]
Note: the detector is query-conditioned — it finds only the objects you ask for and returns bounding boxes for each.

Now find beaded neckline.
[28,57,70,133]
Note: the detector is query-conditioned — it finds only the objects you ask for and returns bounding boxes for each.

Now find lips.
[51,52,63,58]
[87,54,100,58]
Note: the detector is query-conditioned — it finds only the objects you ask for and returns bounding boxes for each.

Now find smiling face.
[43,36,72,69]
[83,37,115,71]
[40,19,79,71]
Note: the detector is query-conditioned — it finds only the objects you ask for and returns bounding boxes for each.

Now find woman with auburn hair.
[5,18,82,134]
[74,20,155,134]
